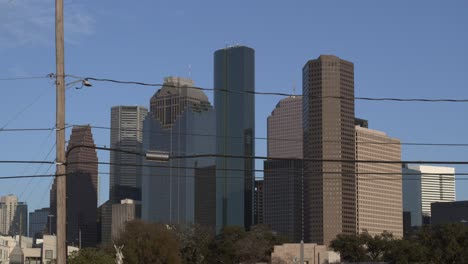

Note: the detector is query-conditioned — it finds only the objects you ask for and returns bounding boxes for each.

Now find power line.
[0,83,54,130]
[0,160,55,164]
[0,172,466,181]
[0,174,63,180]
[0,127,56,132]
[69,75,468,103]
[86,125,468,147]
[0,74,54,81]
[2,124,468,147]
[68,160,464,175]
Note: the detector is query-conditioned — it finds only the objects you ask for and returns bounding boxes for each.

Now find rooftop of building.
[151,76,209,103]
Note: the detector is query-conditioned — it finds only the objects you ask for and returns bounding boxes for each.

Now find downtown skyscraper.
[303,55,356,245]
[403,164,455,226]
[110,106,148,203]
[142,77,215,225]
[214,46,255,231]
[355,121,403,237]
[0,195,27,236]
[264,96,304,242]
[50,125,98,247]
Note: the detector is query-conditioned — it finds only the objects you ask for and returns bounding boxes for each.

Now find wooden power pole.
[55,0,67,263]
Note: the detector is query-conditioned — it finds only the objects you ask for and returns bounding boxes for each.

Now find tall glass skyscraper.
[110,106,148,203]
[214,46,255,231]
[142,77,216,225]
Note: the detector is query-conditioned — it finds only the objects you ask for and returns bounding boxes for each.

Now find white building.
[0,235,78,264]
[0,195,28,236]
[271,243,340,264]
[403,164,456,226]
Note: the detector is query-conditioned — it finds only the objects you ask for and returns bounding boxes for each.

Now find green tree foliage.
[330,223,468,264]
[209,225,285,264]
[68,248,114,264]
[172,224,214,264]
[115,220,181,264]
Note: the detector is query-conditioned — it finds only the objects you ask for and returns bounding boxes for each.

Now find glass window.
[45,250,53,259]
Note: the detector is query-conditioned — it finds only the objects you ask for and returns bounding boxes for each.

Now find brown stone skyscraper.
[264,96,303,242]
[267,96,303,159]
[303,55,356,245]
[50,125,98,247]
[355,123,402,237]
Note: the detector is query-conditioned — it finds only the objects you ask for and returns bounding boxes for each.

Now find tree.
[115,220,181,264]
[416,223,468,263]
[68,248,114,264]
[330,233,367,262]
[236,225,284,263]
[172,224,214,264]
[211,226,247,264]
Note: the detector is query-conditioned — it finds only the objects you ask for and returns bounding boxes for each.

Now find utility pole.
[55,0,66,263]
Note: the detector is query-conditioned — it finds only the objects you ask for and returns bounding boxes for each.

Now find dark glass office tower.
[214,46,255,231]
[142,77,216,226]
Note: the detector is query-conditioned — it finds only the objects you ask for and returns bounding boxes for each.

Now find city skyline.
[1,0,468,218]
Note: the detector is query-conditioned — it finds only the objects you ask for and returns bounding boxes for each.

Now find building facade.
[110,106,148,203]
[254,180,264,225]
[355,124,403,237]
[303,55,356,245]
[194,165,216,230]
[264,96,304,242]
[214,46,255,231]
[0,195,27,236]
[50,125,98,247]
[142,77,216,226]
[111,199,141,241]
[264,159,303,242]
[431,201,468,225]
[267,96,303,159]
[29,208,49,239]
[403,165,456,226]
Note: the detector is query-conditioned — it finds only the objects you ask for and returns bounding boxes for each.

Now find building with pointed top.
[50,125,98,247]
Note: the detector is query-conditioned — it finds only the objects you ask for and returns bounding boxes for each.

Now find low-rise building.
[0,235,78,264]
[431,201,468,225]
[271,243,340,264]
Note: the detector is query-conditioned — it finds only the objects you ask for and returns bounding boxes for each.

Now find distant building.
[0,195,28,236]
[431,201,468,225]
[264,96,303,242]
[194,165,216,230]
[29,208,49,239]
[142,77,216,226]
[254,180,264,225]
[40,235,79,263]
[403,165,455,227]
[355,124,403,237]
[264,159,303,242]
[271,243,340,264]
[214,46,255,231]
[267,96,303,159]
[110,105,148,203]
[97,200,112,245]
[303,55,356,245]
[111,199,141,241]
[0,234,78,264]
[51,125,98,247]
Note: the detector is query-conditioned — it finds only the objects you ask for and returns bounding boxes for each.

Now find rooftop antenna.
[188,64,192,78]
[292,81,297,98]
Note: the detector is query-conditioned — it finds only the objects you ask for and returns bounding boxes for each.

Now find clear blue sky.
[1,0,468,212]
